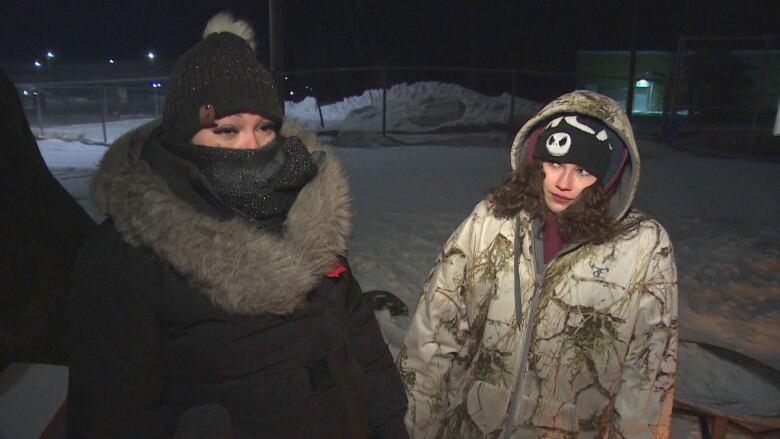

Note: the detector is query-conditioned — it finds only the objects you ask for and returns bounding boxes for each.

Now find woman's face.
[541,161,598,213]
[191,113,277,149]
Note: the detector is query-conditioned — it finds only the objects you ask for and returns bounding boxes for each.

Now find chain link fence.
[17,83,164,145]
[664,36,779,158]
[273,66,580,142]
[17,67,580,145]
[15,52,779,156]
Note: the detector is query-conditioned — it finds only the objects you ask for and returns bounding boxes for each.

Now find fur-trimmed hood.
[510,90,640,221]
[91,122,351,315]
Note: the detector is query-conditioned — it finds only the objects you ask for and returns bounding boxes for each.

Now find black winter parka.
[66,123,408,439]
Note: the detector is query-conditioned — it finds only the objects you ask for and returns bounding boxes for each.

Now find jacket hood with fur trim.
[91,122,351,316]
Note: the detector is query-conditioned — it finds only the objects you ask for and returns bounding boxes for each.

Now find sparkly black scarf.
[145,133,319,234]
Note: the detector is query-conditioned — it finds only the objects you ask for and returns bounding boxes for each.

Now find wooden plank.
[710,416,728,439]
[675,398,780,432]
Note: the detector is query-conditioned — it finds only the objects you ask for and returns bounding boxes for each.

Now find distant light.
[22,89,29,96]
[146,51,156,60]
[289,91,294,96]
[150,82,162,88]
[635,79,651,88]
[108,58,116,64]
[284,76,288,80]
[46,50,55,59]
[33,60,42,68]
[33,90,39,95]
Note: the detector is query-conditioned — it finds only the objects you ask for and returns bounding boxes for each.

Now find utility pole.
[269,0,285,72]
[625,0,639,117]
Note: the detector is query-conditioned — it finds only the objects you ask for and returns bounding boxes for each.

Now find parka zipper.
[503,216,546,438]
[501,214,649,436]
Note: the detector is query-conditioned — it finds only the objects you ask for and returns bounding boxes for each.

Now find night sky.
[2,0,778,72]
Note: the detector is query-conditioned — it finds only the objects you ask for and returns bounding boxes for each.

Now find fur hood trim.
[91,122,351,315]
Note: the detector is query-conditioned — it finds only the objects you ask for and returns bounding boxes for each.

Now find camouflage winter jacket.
[399,91,678,438]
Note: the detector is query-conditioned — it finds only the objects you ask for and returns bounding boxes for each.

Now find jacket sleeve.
[342,264,409,439]
[611,224,678,438]
[397,206,479,438]
[67,228,177,439]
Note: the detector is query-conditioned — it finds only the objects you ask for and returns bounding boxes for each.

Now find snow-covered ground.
[17,82,780,437]
[37,117,156,145]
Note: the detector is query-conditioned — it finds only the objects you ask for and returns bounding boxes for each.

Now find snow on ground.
[33,83,780,426]
[633,140,780,372]
[37,117,156,145]
[676,342,780,417]
[0,363,67,439]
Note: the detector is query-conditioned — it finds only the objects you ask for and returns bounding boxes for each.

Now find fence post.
[747,36,773,158]
[154,88,159,116]
[698,415,711,439]
[315,96,325,129]
[625,0,639,117]
[508,70,517,132]
[101,87,108,145]
[36,88,45,136]
[664,36,685,143]
[381,67,387,137]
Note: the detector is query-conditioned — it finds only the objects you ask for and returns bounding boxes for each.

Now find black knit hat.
[161,13,283,143]
[533,114,616,182]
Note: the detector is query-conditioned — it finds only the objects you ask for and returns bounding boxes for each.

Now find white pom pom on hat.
[202,11,257,51]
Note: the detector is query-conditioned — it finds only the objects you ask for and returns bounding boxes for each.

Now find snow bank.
[285,81,541,135]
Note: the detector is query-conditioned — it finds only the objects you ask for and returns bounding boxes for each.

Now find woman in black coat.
[66,12,407,439]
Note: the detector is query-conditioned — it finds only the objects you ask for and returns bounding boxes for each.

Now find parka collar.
[90,121,351,315]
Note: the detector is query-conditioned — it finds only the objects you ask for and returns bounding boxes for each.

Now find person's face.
[191,113,277,149]
[541,161,598,213]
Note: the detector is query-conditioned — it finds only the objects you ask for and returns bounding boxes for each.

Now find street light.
[149,82,162,115]
[44,50,55,81]
[108,58,116,64]
[146,51,156,61]
[33,60,42,69]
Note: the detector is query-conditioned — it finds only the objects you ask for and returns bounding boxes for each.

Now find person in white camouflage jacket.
[399,90,678,438]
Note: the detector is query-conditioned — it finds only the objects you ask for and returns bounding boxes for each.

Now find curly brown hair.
[488,160,614,244]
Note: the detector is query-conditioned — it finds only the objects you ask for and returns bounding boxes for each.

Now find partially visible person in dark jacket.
[67,12,407,439]
[0,69,94,367]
